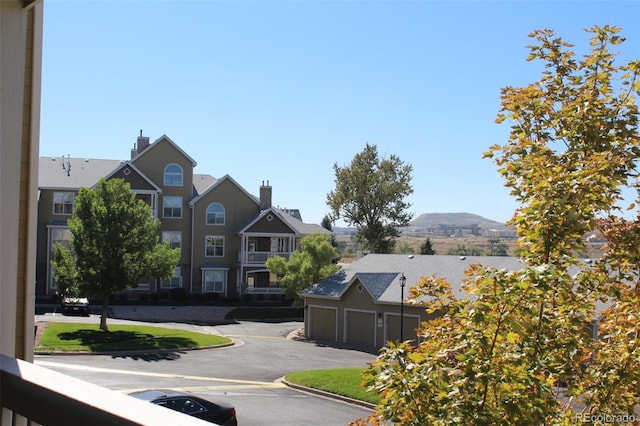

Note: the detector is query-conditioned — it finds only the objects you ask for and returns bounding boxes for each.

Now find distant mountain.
[409,212,507,230]
[334,212,508,236]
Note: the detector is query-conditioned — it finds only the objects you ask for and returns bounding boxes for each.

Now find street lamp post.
[399,273,406,341]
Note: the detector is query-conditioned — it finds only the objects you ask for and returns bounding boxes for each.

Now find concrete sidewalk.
[37,304,234,324]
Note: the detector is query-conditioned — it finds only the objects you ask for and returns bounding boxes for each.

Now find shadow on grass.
[58,330,198,353]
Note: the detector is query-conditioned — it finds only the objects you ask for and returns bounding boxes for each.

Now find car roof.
[129,389,189,401]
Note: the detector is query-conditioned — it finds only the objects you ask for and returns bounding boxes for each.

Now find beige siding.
[132,138,194,286]
[191,178,260,293]
[1,0,43,360]
[246,214,294,233]
[112,167,156,191]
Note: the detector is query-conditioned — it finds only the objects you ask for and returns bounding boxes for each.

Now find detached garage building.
[299,254,525,351]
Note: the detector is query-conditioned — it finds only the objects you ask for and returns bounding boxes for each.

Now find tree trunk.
[100,298,109,331]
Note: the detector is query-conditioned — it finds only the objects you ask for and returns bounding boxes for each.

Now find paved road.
[34,314,379,426]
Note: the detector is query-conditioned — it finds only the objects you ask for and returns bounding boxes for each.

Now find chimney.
[130,143,138,159]
[133,129,150,158]
[260,180,272,209]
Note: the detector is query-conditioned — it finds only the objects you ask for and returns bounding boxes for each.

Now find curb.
[279,377,377,410]
[34,341,237,356]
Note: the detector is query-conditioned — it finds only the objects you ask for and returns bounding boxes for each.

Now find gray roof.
[300,254,526,305]
[39,157,124,189]
[193,174,216,196]
[272,208,331,235]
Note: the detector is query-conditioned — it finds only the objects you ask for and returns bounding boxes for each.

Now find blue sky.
[39,1,640,226]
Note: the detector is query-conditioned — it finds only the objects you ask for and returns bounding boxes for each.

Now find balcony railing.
[1,354,209,426]
[240,251,290,264]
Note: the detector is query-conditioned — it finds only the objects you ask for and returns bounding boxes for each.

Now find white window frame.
[48,227,72,290]
[203,270,226,293]
[164,163,183,186]
[160,266,182,289]
[270,237,287,252]
[205,235,224,257]
[162,231,182,250]
[206,203,225,225]
[163,196,183,218]
[52,192,75,215]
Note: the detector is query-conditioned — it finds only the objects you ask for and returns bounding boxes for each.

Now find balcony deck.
[1,354,209,426]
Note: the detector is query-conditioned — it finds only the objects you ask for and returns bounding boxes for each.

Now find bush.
[170,287,189,301]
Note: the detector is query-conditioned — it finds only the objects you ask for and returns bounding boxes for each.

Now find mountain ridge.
[409,212,507,230]
[333,212,509,235]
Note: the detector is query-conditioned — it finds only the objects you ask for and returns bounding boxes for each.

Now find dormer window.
[206,203,225,225]
[164,163,183,186]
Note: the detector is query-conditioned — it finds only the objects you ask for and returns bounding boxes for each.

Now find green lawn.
[35,322,231,352]
[285,368,380,405]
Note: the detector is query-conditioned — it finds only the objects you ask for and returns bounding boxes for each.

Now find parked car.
[129,389,237,426]
[61,297,89,315]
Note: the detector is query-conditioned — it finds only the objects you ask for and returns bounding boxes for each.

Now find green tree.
[420,237,435,255]
[327,144,413,254]
[266,232,340,306]
[321,214,333,232]
[51,178,180,331]
[358,26,640,425]
[395,241,415,254]
[446,244,481,256]
[484,238,508,256]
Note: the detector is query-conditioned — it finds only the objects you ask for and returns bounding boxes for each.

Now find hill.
[409,212,506,230]
[334,212,508,236]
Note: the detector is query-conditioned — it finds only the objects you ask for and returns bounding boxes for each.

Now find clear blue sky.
[39,1,640,226]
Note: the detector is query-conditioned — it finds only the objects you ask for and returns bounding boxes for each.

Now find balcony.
[1,354,209,426]
[240,251,290,264]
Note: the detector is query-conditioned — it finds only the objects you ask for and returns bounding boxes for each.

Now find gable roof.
[237,206,331,236]
[102,161,161,192]
[188,174,259,207]
[132,134,197,167]
[39,157,124,190]
[300,254,526,305]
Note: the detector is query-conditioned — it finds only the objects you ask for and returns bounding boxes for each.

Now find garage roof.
[300,254,527,304]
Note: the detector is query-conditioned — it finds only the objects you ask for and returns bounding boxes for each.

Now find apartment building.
[36,133,330,300]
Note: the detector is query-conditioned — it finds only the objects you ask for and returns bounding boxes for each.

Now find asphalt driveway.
[34,313,379,425]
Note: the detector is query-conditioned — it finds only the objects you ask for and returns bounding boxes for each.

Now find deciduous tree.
[327,144,413,254]
[266,232,340,305]
[356,25,640,425]
[52,178,180,331]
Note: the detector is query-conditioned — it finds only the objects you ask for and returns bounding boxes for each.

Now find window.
[164,163,183,186]
[203,270,226,293]
[160,266,182,289]
[49,227,71,289]
[162,231,182,250]
[206,203,225,225]
[270,237,287,252]
[53,192,75,215]
[163,196,182,218]
[205,235,224,257]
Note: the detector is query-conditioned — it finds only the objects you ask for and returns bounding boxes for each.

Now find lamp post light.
[399,273,406,341]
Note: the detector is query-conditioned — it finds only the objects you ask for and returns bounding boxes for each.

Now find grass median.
[35,322,232,353]
[285,368,380,405]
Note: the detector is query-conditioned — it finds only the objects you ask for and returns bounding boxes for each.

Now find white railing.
[246,287,283,294]
[1,354,210,426]
[241,251,290,264]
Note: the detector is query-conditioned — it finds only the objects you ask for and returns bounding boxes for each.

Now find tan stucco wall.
[190,178,260,293]
[132,138,194,278]
[1,0,43,360]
